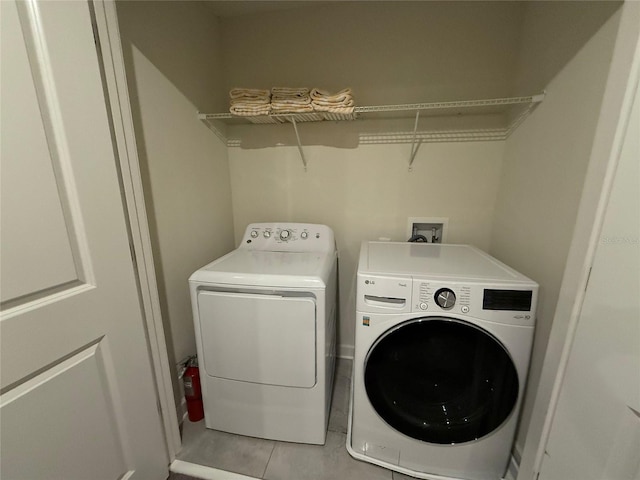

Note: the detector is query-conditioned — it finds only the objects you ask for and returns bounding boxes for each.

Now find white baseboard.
[171,460,258,480]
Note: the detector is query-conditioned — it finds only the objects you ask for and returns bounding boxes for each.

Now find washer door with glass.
[364,317,518,445]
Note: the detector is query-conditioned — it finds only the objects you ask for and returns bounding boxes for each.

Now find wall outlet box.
[407,217,449,243]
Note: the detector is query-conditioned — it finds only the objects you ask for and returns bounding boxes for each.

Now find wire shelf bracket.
[408,111,421,171]
[290,116,308,171]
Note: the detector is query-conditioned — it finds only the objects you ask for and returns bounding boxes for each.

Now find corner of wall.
[488,1,625,458]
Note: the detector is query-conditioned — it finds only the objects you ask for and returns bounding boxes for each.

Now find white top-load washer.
[189,223,338,445]
[348,242,538,480]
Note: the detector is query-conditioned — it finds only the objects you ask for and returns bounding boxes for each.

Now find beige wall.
[117,1,235,408]
[221,0,524,356]
[229,139,506,354]
[220,2,525,105]
[118,1,228,112]
[114,0,629,452]
[489,4,622,454]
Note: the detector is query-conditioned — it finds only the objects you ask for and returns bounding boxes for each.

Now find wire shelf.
[198,93,545,170]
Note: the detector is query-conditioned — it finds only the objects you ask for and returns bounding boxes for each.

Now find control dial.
[279,229,291,241]
[434,288,456,309]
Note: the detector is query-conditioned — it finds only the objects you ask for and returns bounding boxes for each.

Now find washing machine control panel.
[416,283,472,314]
[411,281,537,325]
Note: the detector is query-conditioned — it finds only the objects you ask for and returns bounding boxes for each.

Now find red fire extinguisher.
[183,356,204,422]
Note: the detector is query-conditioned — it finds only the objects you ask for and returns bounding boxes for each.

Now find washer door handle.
[364,295,406,308]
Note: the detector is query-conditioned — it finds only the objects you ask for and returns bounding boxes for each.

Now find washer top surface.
[360,242,535,285]
[190,223,337,288]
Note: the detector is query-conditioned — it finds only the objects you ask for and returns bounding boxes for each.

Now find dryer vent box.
[407,217,449,243]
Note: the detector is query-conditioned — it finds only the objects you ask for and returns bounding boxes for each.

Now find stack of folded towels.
[229,87,356,116]
[311,88,355,114]
[229,88,271,116]
[270,87,314,114]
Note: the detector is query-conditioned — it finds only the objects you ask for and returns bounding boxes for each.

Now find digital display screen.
[483,289,532,311]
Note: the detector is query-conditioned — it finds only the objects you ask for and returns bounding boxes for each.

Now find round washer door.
[364,317,519,445]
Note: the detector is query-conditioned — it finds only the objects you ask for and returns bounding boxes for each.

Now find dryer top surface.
[359,242,536,285]
[190,248,336,289]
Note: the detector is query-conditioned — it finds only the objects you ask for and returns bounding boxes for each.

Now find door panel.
[1,343,129,480]
[198,291,317,388]
[0,0,79,304]
[0,1,168,478]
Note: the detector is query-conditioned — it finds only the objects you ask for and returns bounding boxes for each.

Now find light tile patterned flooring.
[175,359,413,480]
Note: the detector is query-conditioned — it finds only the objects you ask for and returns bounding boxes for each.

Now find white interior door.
[538,57,640,480]
[0,1,168,478]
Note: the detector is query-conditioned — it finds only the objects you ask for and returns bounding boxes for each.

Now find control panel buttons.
[250,230,259,238]
[434,288,456,309]
[301,231,308,239]
[263,231,271,238]
[461,305,470,314]
[419,302,428,310]
[279,229,291,241]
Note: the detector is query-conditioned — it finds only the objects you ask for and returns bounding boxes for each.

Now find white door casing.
[537,44,640,480]
[1,0,168,478]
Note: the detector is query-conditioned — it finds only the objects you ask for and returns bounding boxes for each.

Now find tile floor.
[175,358,414,480]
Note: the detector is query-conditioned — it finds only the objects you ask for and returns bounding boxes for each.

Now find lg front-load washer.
[347,242,538,480]
[189,223,338,445]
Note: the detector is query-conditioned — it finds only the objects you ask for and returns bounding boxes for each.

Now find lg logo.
[365,280,376,285]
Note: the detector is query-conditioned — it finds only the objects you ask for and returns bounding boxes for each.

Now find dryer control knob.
[435,288,456,309]
[279,229,291,241]
[250,230,259,238]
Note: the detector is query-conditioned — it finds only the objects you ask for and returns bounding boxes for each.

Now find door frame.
[91,0,181,459]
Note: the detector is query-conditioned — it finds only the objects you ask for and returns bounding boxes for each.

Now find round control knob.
[434,288,456,309]
[301,231,308,239]
[263,231,271,238]
[279,229,291,241]
[250,230,259,238]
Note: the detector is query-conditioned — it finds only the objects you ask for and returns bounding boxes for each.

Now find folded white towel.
[271,97,312,106]
[312,98,355,107]
[230,88,271,100]
[313,105,355,115]
[230,98,272,107]
[230,104,271,116]
[272,87,310,96]
[270,103,314,113]
[312,104,355,114]
[310,88,352,102]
